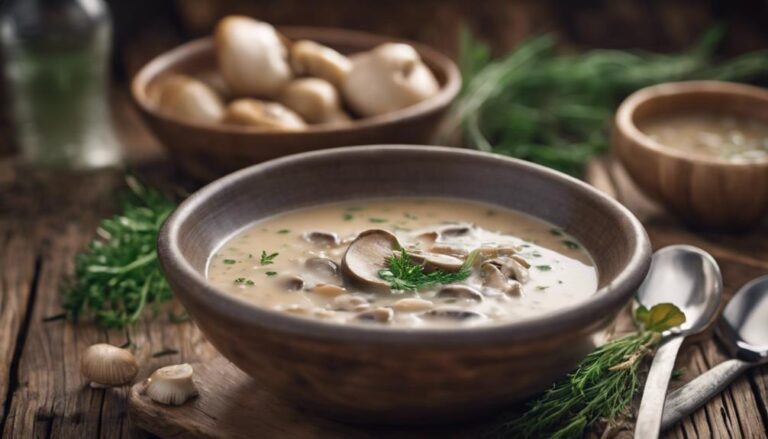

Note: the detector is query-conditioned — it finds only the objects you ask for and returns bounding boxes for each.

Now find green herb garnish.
[536,265,552,271]
[265,271,278,277]
[223,259,237,265]
[563,240,580,250]
[342,212,354,221]
[550,228,564,236]
[486,303,686,438]
[369,217,388,224]
[444,27,768,176]
[259,251,278,265]
[61,177,176,329]
[378,249,477,292]
[277,229,291,234]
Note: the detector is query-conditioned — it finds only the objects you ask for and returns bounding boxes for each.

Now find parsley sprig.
[61,177,177,329]
[378,249,477,292]
[259,251,279,265]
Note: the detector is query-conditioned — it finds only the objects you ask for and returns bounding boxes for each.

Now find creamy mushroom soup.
[207,198,598,328]
[640,112,768,162]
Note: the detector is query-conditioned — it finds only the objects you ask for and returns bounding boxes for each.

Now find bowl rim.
[131,26,461,135]
[159,145,651,346]
[615,80,768,168]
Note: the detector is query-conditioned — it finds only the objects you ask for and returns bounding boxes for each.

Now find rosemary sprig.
[61,177,177,329]
[485,303,685,438]
[378,249,476,291]
[443,27,768,176]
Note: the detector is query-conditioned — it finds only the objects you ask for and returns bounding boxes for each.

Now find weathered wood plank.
[0,222,38,429]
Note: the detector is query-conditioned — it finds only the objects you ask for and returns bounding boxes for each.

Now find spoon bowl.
[636,245,723,335]
[662,275,768,430]
[634,245,723,437]
[718,275,768,362]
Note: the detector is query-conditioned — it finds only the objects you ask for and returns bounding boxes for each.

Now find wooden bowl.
[131,27,461,181]
[158,145,651,423]
[614,81,768,231]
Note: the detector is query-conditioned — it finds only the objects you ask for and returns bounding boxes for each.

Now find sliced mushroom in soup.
[207,198,597,328]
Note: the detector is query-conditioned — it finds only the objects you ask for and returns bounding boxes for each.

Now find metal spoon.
[634,245,723,438]
[661,275,768,431]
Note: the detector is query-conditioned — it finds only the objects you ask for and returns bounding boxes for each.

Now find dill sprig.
[485,303,684,438]
[442,27,768,176]
[259,250,279,265]
[378,249,476,291]
[61,177,177,329]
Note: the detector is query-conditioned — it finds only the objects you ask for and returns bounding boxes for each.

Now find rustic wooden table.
[0,95,766,438]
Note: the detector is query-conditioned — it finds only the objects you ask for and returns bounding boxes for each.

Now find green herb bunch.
[378,249,477,291]
[62,177,177,328]
[443,27,768,176]
[485,303,685,439]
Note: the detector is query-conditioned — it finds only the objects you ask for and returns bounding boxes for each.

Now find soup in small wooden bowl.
[614,81,768,230]
[158,145,650,423]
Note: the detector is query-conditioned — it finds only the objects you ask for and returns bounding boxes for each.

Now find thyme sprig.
[444,27,768,176]
[485,303,685,439]
[61,177,177,329]
[378,249,477,292]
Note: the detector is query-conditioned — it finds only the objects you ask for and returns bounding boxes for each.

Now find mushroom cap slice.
[480,261,509,290]
[154,74,225,124]
[341,42,439,117]
[305,257,340,283]
[436,285,484,302]
[279,78,350,124]
[303,231,341,247]
[488,257,530,283]
[275,274,304,291]
[215,16,292,97]
[421,308,484,322]
[341,229,400,293]
[437,223,474,237]
[223,99,306,131]
[355,307,394,323]
[290,40,352,88]
[407,251,464,273]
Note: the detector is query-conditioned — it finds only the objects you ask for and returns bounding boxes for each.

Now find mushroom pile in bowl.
[132,22,459,180]
[151,15,440,131]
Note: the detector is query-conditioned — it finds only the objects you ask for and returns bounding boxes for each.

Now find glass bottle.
[0,0,121,169]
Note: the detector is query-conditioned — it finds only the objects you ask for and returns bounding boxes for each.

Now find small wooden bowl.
[158,145,651,423]
[131,27,461,181]
[614,81,768,231]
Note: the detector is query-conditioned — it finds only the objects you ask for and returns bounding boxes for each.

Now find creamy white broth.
[207,198,598,328]
[640,112,768,162]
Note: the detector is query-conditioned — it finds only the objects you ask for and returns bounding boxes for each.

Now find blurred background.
[1,0,768,163]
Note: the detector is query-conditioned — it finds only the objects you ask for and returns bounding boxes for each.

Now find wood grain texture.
[0,94,766,437]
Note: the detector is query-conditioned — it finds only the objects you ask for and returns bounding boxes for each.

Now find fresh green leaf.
[636,303,687,332]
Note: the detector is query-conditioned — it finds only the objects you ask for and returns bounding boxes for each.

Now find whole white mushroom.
[341,43,439,117]
[154,74,225,124]
[224,98,307,131]
[279,78,350,124]
[215,15,292,98]
[290,40,352,88]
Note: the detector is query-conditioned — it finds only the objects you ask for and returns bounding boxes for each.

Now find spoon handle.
[661,358,751,431]
[635,336,684,438]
